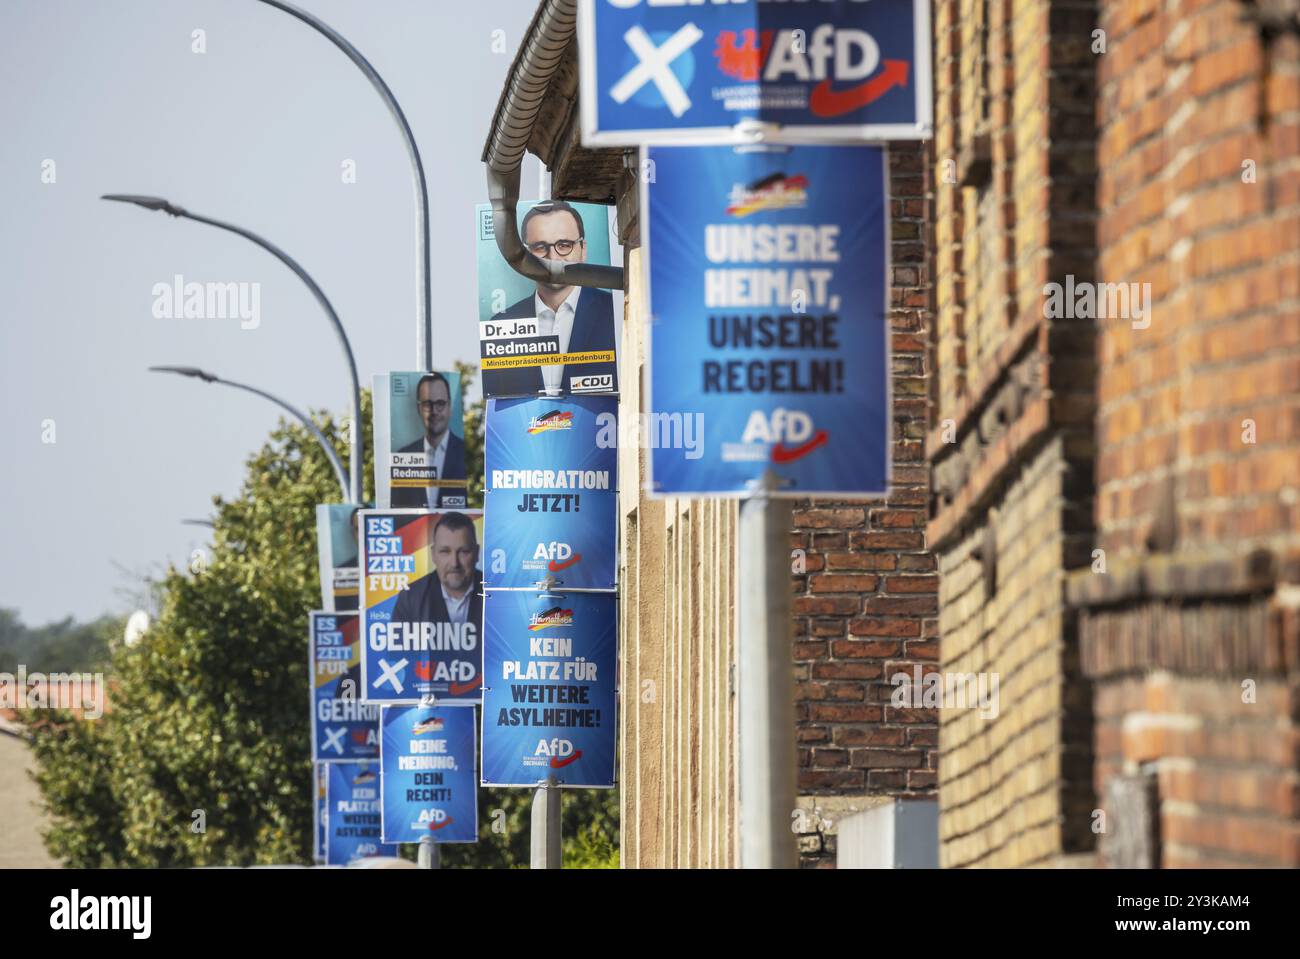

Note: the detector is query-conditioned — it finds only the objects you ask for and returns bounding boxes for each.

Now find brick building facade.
[487,0,1298,870]
[1077,0,1300,868]
[929,0,1300,867]
[790,141,940,863]
[486,0,939,868]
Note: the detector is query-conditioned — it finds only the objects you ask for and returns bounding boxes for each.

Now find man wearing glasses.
[486,200,618,397]
[392,373,467,508]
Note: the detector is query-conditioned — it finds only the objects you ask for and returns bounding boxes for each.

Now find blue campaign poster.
[380,705,479,844]
[579,0,931,144]
[644,144,890,497]
[314,763,327,863]
[315,504,361,612]
[360,510,485,704]
[481,591,617,788]
[484,395,618,590]
[310,611,380,762]
[325,761,399,865]
[475,201,620,398]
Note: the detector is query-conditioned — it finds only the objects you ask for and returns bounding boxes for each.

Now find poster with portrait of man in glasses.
[476,199,620,398]
[373,370,468,509]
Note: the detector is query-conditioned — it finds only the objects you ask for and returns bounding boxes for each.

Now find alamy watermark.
[0,665,105,720]
[890,666,1000,719]
[151,274,260,329]
[50,890,150,939]
[595,410,704,459]
[1043,274,1151,329]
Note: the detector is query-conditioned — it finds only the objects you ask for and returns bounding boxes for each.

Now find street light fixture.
[149,365,350,501]
[103,193,363,505]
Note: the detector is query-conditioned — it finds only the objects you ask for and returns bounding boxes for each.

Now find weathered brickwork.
[1092,670,1300,867]
[1094,0,1300,560]
[929,0,1100,867]
[791,146,937,786]
[933,0,1300,868]
[938,438,1096,867]
[791,141,939,867]
[1076,0,1300,867]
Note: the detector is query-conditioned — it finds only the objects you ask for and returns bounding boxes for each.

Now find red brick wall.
[790,141,938,866]
[1082,0,1300,868]
[1095,0,1300,558]
[928,0,1102,867]
[1093,669,1300,866]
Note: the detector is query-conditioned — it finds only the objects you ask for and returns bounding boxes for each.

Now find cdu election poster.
[578,0,931,144]
[315,504,362,612]
[374,370,468,510]
[360,509,485,704]
[314,762,327,863]
[325,761,398,865]
[644,144,890,498]
[475,200,620,398]
[310,611,380,762]
[484,395,618,590]
[481,591,617,788]
[380,704,478,844]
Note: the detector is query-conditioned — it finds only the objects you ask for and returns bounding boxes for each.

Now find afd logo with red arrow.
[535,738,582,768]
[742,408,829,464]
[413,659,480,695]
[418,808,453,830]
[713,24,908,117]
[535,540,581,572]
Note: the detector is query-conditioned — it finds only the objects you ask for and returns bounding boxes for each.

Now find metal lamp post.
[148,365,350,501]
[103,194,363,505]
[248,0,432,370]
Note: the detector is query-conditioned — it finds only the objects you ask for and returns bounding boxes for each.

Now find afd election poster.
[644,144,890,497]
[360,509,485,704]
[476,200,620,398]
[481,591,617,788]
[380,705,478,844]
[579,0,931,144]
[484,396,618,590]
[310,611,380,762]
[374,371,468,509]
[325,761,398,865]
[314,763,327,863]
[315,504,361,612]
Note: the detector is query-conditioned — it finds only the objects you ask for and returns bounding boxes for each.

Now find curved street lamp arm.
[173,208,363,504]
[208,369,353,496]
[149,365,352,500]
[218,376,352,502]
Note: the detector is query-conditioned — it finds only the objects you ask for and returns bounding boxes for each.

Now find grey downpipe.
[483,0,625,291]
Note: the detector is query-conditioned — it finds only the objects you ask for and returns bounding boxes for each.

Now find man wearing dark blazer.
[392,372,467,508]
[485,200,618,397]
[389,511,483,638]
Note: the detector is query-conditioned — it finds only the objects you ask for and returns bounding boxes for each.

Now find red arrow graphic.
[809,60,909,117]
[771,430,829,464]
[449,676,481,696]
[550,750,583,769]
[548,554,582,572]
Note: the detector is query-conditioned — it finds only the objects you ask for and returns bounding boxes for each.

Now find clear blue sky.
[0,0,543,625]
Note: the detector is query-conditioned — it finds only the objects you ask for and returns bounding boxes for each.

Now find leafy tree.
[28,705,127,868]
[29,363,618,867]
[0,609,114,674]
